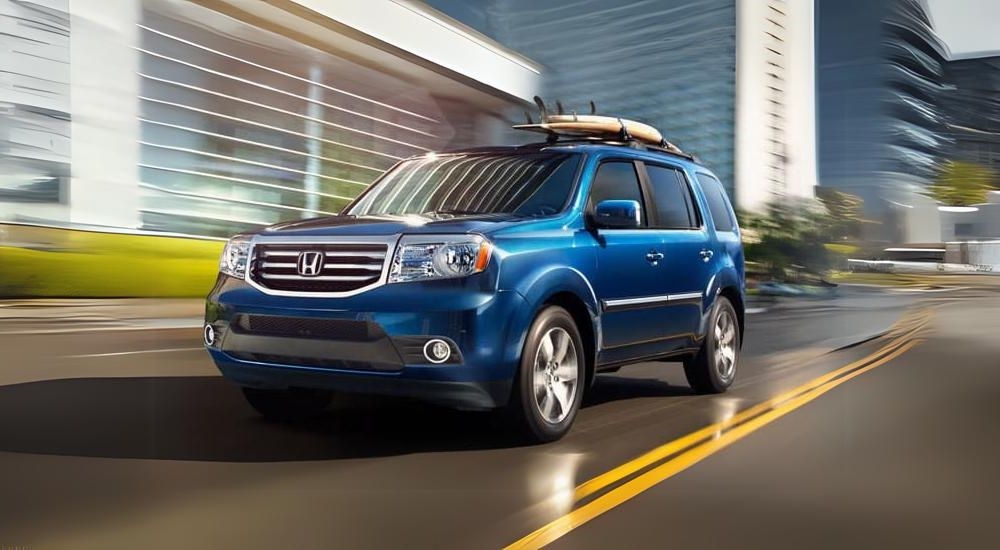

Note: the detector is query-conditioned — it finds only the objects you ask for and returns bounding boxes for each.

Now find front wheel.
[505,306,585,443]
[684,296,740,394]
[242,387,333,421]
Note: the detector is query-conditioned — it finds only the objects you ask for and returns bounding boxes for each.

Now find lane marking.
[506,337,924,550]
[63,347,204,358]
[572,333,918,503]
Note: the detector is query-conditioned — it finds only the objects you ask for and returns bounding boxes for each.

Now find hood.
[257,213,529,237]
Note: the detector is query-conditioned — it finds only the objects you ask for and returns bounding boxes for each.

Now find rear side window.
[589,161,645,221]
[696,173,736,232]
[645,165,698,229]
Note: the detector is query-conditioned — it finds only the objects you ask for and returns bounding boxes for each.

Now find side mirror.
[593,200,642,229]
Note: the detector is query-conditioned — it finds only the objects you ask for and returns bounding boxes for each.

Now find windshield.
[346,151,582,217]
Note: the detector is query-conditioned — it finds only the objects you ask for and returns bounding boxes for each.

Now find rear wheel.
[506,306,585,443]
[684,296,740,394]
[242,387,333,421]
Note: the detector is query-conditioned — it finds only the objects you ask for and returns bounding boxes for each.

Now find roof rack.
[528,137,696,161]
[514,96,691,159]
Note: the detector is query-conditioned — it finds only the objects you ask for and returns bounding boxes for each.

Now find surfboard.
[513,114,685,155]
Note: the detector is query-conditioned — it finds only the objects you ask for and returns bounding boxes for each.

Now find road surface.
[0,283,997,549]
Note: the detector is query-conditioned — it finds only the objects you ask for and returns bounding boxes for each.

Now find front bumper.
[204,275,528,410]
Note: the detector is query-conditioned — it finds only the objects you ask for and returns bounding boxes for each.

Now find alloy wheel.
[532,327,580,424]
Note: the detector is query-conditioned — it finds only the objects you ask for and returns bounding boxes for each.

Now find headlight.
[389,235,492,283]
[219,236,252,279]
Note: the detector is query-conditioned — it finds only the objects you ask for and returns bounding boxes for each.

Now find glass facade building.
[942,56,1000,178]
[0,0,537,237]
[427,0,739,196]
[816,0,948,241]
[0,0,70,208]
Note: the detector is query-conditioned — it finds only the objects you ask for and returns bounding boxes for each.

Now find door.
[588,160,675,357]
[641,163,712,348]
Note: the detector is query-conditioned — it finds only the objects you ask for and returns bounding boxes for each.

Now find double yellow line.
[506,309,932,550]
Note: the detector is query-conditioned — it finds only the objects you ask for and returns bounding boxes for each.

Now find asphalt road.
[0,283,996,549]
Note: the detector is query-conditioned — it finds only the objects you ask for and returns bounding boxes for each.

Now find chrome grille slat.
[251,242,389,294]
[259,261,381,270]
[324,251,386,258]
[260,274,374,281]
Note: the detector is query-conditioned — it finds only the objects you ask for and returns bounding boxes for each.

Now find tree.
[740,198,835,280]
[929,161,996,206]
[815,188,864,241]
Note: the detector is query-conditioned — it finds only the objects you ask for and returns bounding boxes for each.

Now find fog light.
[203,324,216,346]
[423,339,451,364]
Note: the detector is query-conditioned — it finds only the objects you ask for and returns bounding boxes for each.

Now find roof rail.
[512,137,695,162]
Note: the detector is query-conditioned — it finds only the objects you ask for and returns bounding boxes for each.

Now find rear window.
[696,173,736,232]
[646,165,698,229]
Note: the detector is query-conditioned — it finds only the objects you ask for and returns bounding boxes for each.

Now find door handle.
[700,249,714,262]
[646,251,665,265]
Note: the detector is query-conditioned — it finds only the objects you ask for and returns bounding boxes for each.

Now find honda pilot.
[204,126,745,442]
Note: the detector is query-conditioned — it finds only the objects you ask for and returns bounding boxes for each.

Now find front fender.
[499,264,602,369]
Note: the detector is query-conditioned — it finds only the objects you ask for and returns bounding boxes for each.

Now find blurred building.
[941,56,1000,177]
[816,0,950,243]
[0,0,540,237]
[426,0,819,211]
[2,0,821,239]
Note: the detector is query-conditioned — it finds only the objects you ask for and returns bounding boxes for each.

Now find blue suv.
[204,133,745,442]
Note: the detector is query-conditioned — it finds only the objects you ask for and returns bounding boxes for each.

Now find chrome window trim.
[244,234,399,298]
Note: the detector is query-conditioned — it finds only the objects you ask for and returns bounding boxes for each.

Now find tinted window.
[696,173,736,232]
[646,165,697,228]
[589,161,644,214]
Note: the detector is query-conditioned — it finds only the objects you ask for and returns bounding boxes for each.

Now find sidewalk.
[0,299,204,334]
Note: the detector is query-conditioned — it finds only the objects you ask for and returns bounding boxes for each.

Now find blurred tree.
[739,198,835,281]
[815,187,864,241]
[929,161,996,206]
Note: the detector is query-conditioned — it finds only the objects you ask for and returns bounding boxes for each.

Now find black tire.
[684,296,741,394]
[505,306,586,443]
[242,387,333,421]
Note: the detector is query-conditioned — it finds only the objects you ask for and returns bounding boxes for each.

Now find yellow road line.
[506,338,923,550]
[572,330,919,504]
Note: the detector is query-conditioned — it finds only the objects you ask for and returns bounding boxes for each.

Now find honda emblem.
[296,251,324,276]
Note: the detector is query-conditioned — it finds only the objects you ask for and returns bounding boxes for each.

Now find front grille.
[251,242,388,293]
[232,314,380,341]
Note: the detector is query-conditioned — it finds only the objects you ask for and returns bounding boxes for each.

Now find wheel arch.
[541,291,597,391]
[702,266,746,346]
[510,266,601,394]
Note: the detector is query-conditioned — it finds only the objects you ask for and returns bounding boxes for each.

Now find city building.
[941,55,1000,178]
[426,0,819,211]
[1,0,540,237]
[816,0,951,243]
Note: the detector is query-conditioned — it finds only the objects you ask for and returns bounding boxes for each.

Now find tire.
[505,306,586,443]
[684,296,740,394]
[242,387,333,421]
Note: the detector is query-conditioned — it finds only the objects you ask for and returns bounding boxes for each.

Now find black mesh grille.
[251,243,387,293]
[228,352,381,371]
[232,314,378,341]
